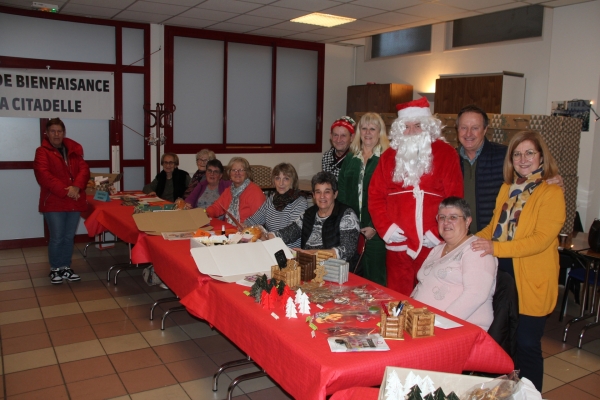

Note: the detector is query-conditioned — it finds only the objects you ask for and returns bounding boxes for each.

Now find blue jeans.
[44,212,81,271]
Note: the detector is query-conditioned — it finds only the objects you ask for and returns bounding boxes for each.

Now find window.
[370,25,432,59]
[165,26,325,154]
[452,5,543,48]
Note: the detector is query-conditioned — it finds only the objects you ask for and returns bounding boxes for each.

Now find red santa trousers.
[386,247,433,296]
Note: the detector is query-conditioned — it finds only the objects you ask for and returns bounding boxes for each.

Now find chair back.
[487,270,518,362]
[250,165,273,189]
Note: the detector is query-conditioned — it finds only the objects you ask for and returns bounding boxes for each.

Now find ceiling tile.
[342,19,391,31]
[246,26,297,37]
[208,21,257,32]
[363,11,425,25]
[71,0,134,8]
[399,3,466,18]
[113,10,169,23]
[247,5,307,19]
[540,0,593,6]
[239,0,279,4]
[322,3,388,18]
[309,26,361,36]
[436,0,515,11]
[351,0,422,11]
[127,1,190,16]
[478,3,530,12]
[163,16,216,28]
[225,14,283,27]
[196,0,263,13]
[269,21,321,32]
[436,10,481,21]
[180,8,238,21]
[145,0,205,6]
[59,4,122,18]
[285,31,337,41]
[270,0,341,12]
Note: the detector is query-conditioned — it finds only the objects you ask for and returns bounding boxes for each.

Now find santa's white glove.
[422,236,437,248]
[387,229,407,244]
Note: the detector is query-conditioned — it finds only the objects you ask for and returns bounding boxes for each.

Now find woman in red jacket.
[34,118,90,284]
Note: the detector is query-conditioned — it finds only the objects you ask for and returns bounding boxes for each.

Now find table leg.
[227,370,268,400]
[150,296,179,320]
[161,306,186,330]
[213,356,256,391]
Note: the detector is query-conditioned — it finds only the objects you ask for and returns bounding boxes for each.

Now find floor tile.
[114,293,154,308]
[569,372,600,397]
[78,297,120,313]
[542,335,574,356]
[195,335,239,355]
[543,383,600,400]
[49,324,97,346]
[142,326,190,347]
[69,280,107,293]
[129,384,190,400]
[0,279,32,292]
[0,264,28,274]
[22,247,48,257]
[5,365,63,396]
[247,386,294,400]
[118,365,178,394]
[179,321,218,339]
[130,316,176,332]
[73,288,113,302]
[3,347,57,374]
[26,262,52,271]
[582,339,600,357]
[542,373,567,394]
[153,340,205,364]
[166,356,219,383]
[100,332,149,354]
[6,384,70,400]
[181,375,242,399]
[78,272,101,282]
[40,302,82,319]
[33,284,72,297]
[92,319,139,339]
[0,271,31,282]
[36,292,78,307]
[0,297,39,313]
[85,308,128,325]
[555,347,600,371]
[55,339,106,363]
[545,356,593,383]
[0,319,47,339]
[121,304,154,320]
[108,348,163,373]
[66,374,127,400]
[0,248,23,260]
[2,332,52,355]
[226,366,275,394]
[0,287,36,302]
[0,307,42,325]
[45,313,90,332]
[60,355,116,383]
[0,258,26,267]
[24,256,49,264]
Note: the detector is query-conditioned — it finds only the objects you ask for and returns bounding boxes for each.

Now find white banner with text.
[0,68,114,119]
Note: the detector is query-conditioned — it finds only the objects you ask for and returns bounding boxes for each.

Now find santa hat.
[396,97,432,119]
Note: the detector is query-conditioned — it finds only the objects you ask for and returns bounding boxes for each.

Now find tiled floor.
[1,244,600,399]
[0,243,292,400]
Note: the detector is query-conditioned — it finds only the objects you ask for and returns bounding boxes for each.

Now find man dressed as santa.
[368,97,464,295]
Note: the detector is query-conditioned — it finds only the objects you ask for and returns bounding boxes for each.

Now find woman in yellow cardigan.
[471,130,565,392]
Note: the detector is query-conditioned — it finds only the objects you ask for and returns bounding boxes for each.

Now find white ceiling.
[1,0,594,45]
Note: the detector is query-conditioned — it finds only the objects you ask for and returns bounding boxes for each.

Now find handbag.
[589,219,600,252]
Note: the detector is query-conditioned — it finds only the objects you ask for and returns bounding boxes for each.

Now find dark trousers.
[515,314,546,392]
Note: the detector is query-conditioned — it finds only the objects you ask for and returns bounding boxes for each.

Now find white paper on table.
[140,197,164,203]
[434,314,463,329]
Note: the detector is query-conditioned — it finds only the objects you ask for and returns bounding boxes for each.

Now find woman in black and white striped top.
[245,163,307,247]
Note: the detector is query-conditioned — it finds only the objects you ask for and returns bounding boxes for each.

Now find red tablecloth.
[144,236,514,400]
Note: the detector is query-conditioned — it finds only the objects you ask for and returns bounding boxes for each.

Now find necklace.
[441,235,471,257]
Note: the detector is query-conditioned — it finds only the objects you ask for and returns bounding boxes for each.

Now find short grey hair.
[438,196,471,218]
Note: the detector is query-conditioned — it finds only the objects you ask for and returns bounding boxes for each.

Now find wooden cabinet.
[346,83,413,115]
[433,72,525,114]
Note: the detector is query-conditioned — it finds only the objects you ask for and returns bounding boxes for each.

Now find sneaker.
[61,268,81,282]
[49,270,63,284]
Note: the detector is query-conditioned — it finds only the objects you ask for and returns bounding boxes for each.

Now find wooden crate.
[380,301,405,340]
[296,251,317,282]
[405,307,435,338]
[271,259,301,288]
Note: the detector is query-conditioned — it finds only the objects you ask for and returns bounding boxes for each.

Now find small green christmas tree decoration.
[406,384,422,400]
[277,280,286,295]
[422,394,433,400]
[446,392,459,400]
[432,387,445,400]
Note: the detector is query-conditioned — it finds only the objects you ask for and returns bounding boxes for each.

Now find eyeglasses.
[162,161,175,165]
[436,214,466,223]
[197,158,209,163]
[230,169,246,174]
[206,169,221,175]
[512,150,538,161]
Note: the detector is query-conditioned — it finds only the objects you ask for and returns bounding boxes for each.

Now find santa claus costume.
[368,97,463,295]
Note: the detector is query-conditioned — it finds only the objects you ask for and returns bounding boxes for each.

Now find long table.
[145,236,514,400]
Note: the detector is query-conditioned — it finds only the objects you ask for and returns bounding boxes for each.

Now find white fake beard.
[391,131,433,187]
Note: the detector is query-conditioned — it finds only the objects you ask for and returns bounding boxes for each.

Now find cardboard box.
[132,208,210,235]
[378,367,491,400]
[86,173,122,195]
[190,237,293,283]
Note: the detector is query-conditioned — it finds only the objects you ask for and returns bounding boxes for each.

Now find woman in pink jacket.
[34,118,90,285]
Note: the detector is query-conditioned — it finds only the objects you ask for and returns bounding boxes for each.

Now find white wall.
[175,43,356,179]
[546,0,600,228]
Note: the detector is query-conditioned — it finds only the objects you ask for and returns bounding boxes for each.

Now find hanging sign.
[0,68,114,120]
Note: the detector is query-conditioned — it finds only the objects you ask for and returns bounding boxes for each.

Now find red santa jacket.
[34,136,90,213]
[368,140,463,258]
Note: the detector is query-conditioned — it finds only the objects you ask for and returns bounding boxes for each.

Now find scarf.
[356,144,382,215]
[272,189,301,211]
[227,178,251,225]
[492,165,544,242]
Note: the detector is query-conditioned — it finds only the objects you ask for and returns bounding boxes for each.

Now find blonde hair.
[196,149,215,161]
[503,130,558,184]
[350,112,390,154]
[226,157,253,181]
